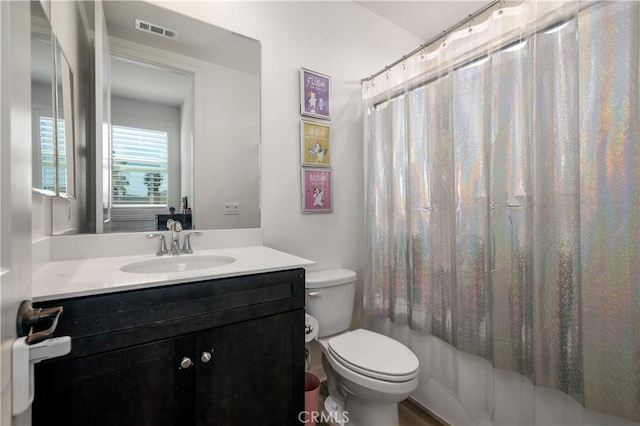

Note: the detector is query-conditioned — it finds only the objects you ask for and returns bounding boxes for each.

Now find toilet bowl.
[305,269,419,426]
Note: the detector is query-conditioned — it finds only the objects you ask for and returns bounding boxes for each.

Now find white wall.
[195,62,260,230]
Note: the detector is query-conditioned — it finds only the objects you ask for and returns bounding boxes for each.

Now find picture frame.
[301,120,331,167]
[300,68,331,120]
[302,168,332,213]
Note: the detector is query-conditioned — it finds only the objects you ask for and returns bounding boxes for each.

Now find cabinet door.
[34,335,194,426]
[195,310,304,425]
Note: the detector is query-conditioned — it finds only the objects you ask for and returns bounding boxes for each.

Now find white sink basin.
[120,255,236,274]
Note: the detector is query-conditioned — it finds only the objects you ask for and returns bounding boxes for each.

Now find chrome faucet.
[166,219,183,255]
[147,233,169,256]
[148,222,200,256]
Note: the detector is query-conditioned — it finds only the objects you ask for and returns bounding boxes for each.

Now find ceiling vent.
[135,19,178,40]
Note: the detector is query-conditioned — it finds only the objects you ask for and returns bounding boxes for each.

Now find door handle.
[13,300,70,415]
[16,300,63,345]
[12,336,71,415]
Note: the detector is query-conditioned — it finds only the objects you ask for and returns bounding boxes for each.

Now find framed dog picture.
[300,68,330,120]
[302,168,332,213]
[301,120,331,167]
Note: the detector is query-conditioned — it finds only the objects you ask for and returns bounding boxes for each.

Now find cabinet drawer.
[34,268,305,359]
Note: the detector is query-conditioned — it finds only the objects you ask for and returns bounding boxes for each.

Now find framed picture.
[301,120,331,167]
[300,68,330,120]
[302,168,332,213]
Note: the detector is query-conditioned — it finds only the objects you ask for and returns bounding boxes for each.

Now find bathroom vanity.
[30,243,312,425]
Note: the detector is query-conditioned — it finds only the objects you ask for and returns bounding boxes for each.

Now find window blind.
[112,124,168,206]
[38,116,66,193]
[57,119,67,193]
[39,116,56,192]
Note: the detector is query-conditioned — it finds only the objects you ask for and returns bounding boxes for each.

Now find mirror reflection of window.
[112,125,169,207]
[35,114,56,192]
[34,114,67,193]
[106,54,192,233]
[56,118,67,194]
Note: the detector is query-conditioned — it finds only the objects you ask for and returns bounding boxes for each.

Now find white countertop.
[33,246,315,302]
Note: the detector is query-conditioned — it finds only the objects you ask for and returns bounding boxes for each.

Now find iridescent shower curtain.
[363,1,639,422]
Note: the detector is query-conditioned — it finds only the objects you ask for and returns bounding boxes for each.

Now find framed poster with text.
[300,68,330,120]
[301,120,331,167]
[302,168,332,213]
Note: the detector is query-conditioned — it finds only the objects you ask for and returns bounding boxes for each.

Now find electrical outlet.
[224,203,240,215]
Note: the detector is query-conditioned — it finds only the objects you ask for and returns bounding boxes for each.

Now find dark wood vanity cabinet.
[32,269,305,426]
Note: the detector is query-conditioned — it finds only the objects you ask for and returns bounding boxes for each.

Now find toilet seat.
[327,329,419,382]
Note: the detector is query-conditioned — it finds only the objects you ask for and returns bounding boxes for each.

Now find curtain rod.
[362,0,502,82]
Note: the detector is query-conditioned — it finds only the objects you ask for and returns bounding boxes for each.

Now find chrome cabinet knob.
[180,357,193,369]
[201,351,212,363]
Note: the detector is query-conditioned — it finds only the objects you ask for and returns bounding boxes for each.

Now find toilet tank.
[305,269,357,338]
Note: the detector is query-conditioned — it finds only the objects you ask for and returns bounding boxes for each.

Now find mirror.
[77,0,261,234]
[31,0,56,195]
[31,0,76,199]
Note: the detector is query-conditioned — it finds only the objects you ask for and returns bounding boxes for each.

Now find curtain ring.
[468,15,474,32]
[498,0,505,15]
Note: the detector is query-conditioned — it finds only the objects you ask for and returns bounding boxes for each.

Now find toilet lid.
[328,329,419,382]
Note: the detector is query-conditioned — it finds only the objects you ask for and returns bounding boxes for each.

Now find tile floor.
[315,382,443,426]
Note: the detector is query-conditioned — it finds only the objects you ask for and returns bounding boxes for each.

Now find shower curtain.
[363,1,639,423]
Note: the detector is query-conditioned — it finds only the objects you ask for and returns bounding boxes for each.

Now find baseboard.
[405,397,452,426]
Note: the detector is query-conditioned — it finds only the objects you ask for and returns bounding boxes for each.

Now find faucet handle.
[182,232,203,254]
[147,233,169,256]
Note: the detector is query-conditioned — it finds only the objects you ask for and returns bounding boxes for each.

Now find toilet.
[305,269,419,426]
